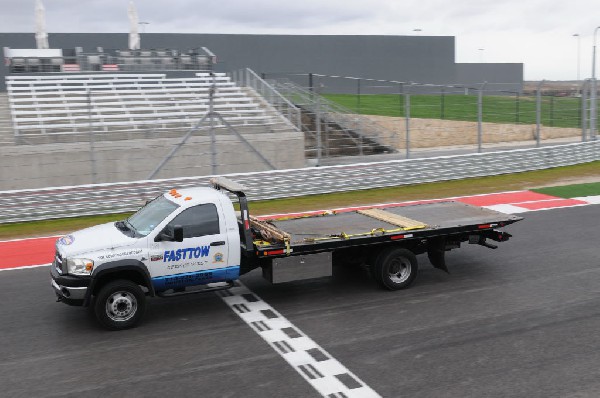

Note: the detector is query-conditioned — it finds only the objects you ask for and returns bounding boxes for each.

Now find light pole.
[573,33,580,81]
[591,26,600,141]
[138,21,149,33]
[478,48,485,63]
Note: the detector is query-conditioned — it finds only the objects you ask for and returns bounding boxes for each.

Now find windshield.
[126,195,180,237]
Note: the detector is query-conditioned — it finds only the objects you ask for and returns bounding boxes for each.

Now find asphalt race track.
[1,205,599,397]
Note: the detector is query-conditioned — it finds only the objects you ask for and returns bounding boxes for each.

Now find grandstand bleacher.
[5,72,293,143]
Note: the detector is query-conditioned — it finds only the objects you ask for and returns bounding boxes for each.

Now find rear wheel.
[372,247,418,290]
[94,279,146,330]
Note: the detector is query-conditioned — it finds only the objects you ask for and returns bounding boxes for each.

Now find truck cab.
[51,185,242,330]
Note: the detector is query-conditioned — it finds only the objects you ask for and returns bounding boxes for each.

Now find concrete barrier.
[0,130,305,190]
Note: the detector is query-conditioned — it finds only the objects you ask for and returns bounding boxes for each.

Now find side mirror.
[154,225,184,242]
[173,225,184,242]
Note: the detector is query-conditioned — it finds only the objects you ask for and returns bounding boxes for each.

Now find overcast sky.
[1,0,599,80]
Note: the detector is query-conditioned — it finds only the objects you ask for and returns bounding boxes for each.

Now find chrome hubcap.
[388,257,411,284]
[106,291,137,322]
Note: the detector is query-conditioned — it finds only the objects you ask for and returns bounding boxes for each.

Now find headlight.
[66,258,94,275]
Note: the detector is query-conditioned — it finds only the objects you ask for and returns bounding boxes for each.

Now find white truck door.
[149,203,238,291]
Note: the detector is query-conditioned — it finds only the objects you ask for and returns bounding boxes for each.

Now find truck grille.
[55,251,63,274]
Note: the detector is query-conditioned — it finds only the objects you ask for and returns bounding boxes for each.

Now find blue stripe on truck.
[151,266,240,291]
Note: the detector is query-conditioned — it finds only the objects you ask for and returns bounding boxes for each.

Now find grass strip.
[0,213,133,241]
[323,93,583,128]
[533,182,600,198]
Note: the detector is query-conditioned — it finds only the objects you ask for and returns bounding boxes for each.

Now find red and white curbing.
[259,191,599,220]
[475,192,600,214]
[0,191,598,271]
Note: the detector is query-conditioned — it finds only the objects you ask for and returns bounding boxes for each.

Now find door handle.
[210,241,226,246]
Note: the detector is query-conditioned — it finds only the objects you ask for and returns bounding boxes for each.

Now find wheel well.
[92,270,149,296]
[366,242,420,265]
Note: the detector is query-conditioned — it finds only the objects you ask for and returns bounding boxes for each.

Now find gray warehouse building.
[0,33,523,92]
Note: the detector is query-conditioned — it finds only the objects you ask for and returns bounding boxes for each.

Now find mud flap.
[427,237,449,273]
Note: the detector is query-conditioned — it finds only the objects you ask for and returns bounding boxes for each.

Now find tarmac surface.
[1,205,600,397]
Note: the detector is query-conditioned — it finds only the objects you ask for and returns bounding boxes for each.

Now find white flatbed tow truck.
[51,177,522,330]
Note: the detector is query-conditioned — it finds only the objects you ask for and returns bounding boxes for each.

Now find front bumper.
[50,262,91,306]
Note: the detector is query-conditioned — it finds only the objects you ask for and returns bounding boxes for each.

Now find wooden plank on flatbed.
[357,208,427,230]
[249,215,291,242]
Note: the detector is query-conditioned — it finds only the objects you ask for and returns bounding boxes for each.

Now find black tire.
[372,247,418,290]
[94,279,146,331]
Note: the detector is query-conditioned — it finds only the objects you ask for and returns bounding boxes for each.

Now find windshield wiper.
[115,220,128,231]
[115,220,137,237]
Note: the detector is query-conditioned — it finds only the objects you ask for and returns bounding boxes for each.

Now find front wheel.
[372,247,418,290]
[94,279,146,330]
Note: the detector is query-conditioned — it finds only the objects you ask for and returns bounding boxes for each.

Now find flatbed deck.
[250,201,522,256]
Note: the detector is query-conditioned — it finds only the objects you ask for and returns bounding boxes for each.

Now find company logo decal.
[97,249,143,260]
[151,254,164,262]
[163,246,210,262]
[213,252,224,263]
[58,235,75,245]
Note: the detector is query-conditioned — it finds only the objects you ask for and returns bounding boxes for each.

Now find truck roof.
[163,187,226,207]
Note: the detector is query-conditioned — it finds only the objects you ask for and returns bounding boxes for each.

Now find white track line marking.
[483,204,529,214]
[218,281,381,398]
[509,198,585,205]
[484,199,598,214]
[0,235,60,243]
[574,195,600,204]
[0,263,51,272]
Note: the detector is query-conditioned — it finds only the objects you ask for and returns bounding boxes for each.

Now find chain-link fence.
[260,73,595,160]
[1,70,598,191]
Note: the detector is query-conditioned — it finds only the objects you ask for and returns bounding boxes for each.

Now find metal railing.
[264,73,597,155]
[272,80,396,157]
[231,71,401,161]
[232,68,302,130]
[1,140,598,224]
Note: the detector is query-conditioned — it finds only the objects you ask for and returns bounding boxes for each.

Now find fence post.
[357,78,361,113]
[582,79,588,142]
[315,90,322,166]
[550,96,555,127]
[397,83,402,149]
[477,82,486,153]
[209,76,217,175]
[441,86,445,119]
[515,92,520,124]
[591,76,598,142]
[536,80,545,147]
[87,89,97,184]
[404,83,412,159]
[358,116,364,156]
